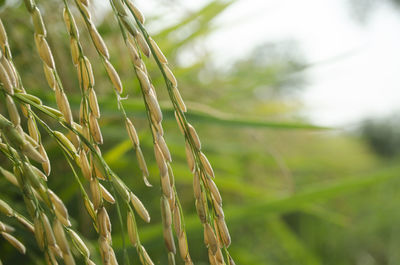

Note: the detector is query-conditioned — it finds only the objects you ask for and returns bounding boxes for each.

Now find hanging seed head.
[127,211,137,246]
[104,60,123,93]
[32,7,46,36]
[89,24,109,59]
[34,34,55,69]
[130,192,150,223]
[1,232,26,254]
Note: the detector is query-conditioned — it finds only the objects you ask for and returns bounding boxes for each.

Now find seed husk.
[112,0,127,15]
[135,67,151,93]
[207,178,222,205]
[62,252,76,265]
[0,19,8,46]
[173,203,182,236]
[22,162,41,189]
[140,246,154,265]
[54,131,77,155]
[161,173,172,199]
[104,60,123,93]
[162,64,177,87]
[100,184,115,204]
[89,24,109,59]
[1,57,17,89]
[1,232,26,254]
[88,88,100,118]
[200,152,214,178]
[172,86,187,112]
[195,198,206,224]
[63,7,79,38]
[126,1,145,24]
[48,190,71,227]
[178,232,189,260]
[127,211,137,246]
[135,33,150,57]
[34,34,55,69]
[90,178,101,210]
[27,117,39,142]
[204,223,218,254]
[34,217,45,250]
[146,91,162,123]
[5,95,20,126]
[97,207,111,237]
[121,16,138,36]
[161,195,172,228]
[217,217,231,247]
[125,117,139,146]
[135,147,151,186]
[0,167,19,186]
[185,142,195,173]
[163,226,176,254]
[187,124,201,150]
[32,7,46,36]
[70,38,80,66]
[154,143,168,177]
[0,199,13,216]
[112,176,130,202]
[157,134,172,162]
[130,192,150,223]
[55,88,73,125]
[149,37,167,64]
[193,171,201,199]
[41,213,56,246]
[89,113,103,144]
[39,144,51,176]
[69,229,90,258]
[127,37,140,62]
[0,63,13,94]
[79,149,91,180]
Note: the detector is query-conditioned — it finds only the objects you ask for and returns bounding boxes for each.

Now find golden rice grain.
[174,111,185,135]
[125,117,139,146]
[187,123,201,150]
[97,207,111,237]
[104,60,123,93]
[0,63,13,94]
[204,223,218,254]
[162,64,177,87]
[193,171,201,199]
[38,144,51,176]
[173,203,182,236]
[1,232,26,254]
[163,226,176,254]
[185,141,195,173]
[149,37,167,64]
[32,7,46,36]
[89,24,109,59]
[217,217,231,247]
[0,19,8,46]
[88,88,100,118]
[161,195,172,228]
[34,34,55,69]
[1,58,17,89]
[79,150,91,180]
[154,143,168,177]
[195,198,206,224]
[172,86,187,112]
[43,64,55,89]
[70,39,80,66]
[140,246,154,265]
[200,152,214,178]
[135,33,150,57]
[207,178,222,205]
[62,252,76,265]
[27,117,38,142]
[63,8,79,38]
[69,229,90,258]
[54,131,77,155]
[6,95,20,126]
[112,0,127,15]
[135,67,151,93]
[127,1,145,24]
[48,190,71,227]
[89,113,103,144]
[100,184,115,204]
[161,172,172,199]
[130,192,150,223]
[146,91,163,123]
[178,232,189,260]
[0,199,13,216]
[127,211,137,246]
[113,176,130,202]
[34,217,45,250]
[90,178,101,210]
[41,213,56,246]
[121,16,138,37]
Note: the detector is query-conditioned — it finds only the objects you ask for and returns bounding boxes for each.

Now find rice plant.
[0,1,233,264]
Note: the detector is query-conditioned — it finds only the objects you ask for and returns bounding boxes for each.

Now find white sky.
[139,0,400,127]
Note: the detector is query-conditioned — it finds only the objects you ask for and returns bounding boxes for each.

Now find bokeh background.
[1,0,400,264]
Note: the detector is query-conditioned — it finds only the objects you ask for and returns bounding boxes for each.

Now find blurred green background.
[1,0,400,264]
